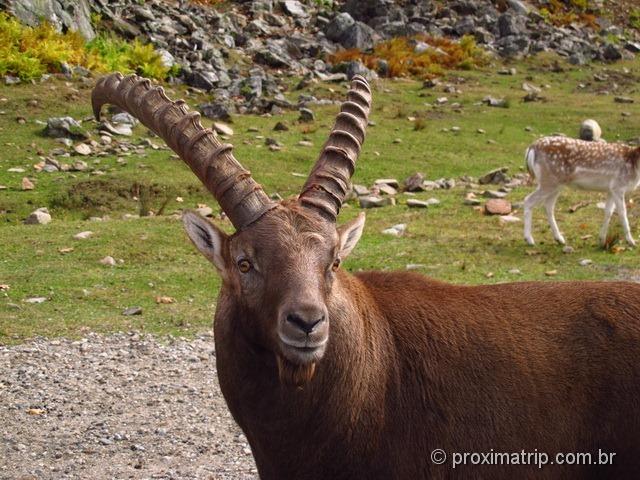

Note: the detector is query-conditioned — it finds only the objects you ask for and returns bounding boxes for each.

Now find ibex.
[93,74,640,479]
[524,136,640,247]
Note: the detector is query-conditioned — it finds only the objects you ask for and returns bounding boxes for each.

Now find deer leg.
[599,195,616,247]
[524,186,550,245]
[613,192,635,246]
[543,188,564,245]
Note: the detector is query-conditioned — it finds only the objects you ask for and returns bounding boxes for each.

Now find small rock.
[404,172,425,192]
[122,306,143,316]
[579,119,601,141]
[352,184,370,196]
[213,122,234,136]
[378,184,397,196]
[359,195,393,208]
[73,143,92,156]
[24,208,51,225]
[406,199,430,208]
[483,190,508,199]
[374,178,399,189]
[24,297,47,304]
[498,215,521,224]
[73,231,93,240]
[382,224,406,236]
[562,246,575,254]
[579,259,593,266]
[100,256,117,267]
[298,108,314,122]
[155,296,175,304]
[545,270,558,277]
[273,121,289,131]
[479,167,509,185]
[484,199,512,215]
[21,177,34,190]
[614,96,634,104]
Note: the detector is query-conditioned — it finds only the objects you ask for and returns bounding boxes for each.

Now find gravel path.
[0,332,258,480]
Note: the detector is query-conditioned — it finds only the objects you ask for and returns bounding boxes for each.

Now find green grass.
[2,55,640,343]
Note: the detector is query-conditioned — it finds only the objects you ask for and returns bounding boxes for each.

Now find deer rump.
[91,74,640,480]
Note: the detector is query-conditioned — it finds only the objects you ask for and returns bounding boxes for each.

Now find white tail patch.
[525,147,537,179]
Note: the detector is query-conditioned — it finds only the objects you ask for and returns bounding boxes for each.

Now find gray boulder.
[2,0,95,40]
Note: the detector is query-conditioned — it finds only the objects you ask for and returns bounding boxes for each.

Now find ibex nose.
[286,312,325,335]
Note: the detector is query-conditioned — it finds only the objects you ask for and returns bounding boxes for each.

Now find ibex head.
[92,74,372,382]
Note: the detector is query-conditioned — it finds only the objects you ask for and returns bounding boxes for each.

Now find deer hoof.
[525,236,535,246]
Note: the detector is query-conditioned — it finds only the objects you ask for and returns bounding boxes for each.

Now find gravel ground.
[0,332,259,480]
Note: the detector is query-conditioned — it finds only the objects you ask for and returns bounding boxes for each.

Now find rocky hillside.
[1,0,638,117]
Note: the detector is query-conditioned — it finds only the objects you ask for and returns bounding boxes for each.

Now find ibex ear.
[182,211,228,273]
[337,212,365,259]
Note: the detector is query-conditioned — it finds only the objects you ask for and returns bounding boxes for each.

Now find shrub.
[328,34,487,79]
[0,12,174,81]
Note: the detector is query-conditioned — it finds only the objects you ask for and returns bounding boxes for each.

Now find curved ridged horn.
[92,73,276,229]
[298,75,372,221]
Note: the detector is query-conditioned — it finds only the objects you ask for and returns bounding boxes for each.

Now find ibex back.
[93,73,640,479]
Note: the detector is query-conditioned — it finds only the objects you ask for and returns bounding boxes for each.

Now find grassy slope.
[2,55,640,343]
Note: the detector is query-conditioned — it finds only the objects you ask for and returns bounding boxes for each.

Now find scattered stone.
[298,108,314,122]
[407,199,430,208]
[508,268,522,275]
[498,215,521,225]
[111,112,138,126]
[562,246,575,254]
[352,184,370,196]
[122,306,143,316]
[73,143,92,156]
[545,270,558,277]
[24,208,51,225]
[579,259,593,266]
[479,167,509,185]
[406,264,426,271]
[374,178,399,189]
[404,173,425,192]
[213,122,234,136]
[382,224,406,236]
[483,96,508,108]
[24,297,47,304]
[155,296,176,304]
[44,117,89,140]
[483,190,508,199]
[484,199,512,215]
[196,205,213,217]
[273,121,289,131]
[297,140,313,147]
[71,160,88,172]
[378,184,397,196]
[73,231,94,240]
[99,121,133,136]
[579,119,602,142]
[100,256,117,267]
[21,177,34,190]
[464,193,481,206]
[614,96,634,104]
[359,195,393,208]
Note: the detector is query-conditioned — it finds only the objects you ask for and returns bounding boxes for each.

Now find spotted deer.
[524,136,640,246]
[93,74,640,479]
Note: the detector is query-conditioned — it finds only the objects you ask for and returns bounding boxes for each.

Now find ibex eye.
[331,258,341,271]
[238,259,252,273]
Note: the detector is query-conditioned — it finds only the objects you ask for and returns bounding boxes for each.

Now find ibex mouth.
[278,333,327,366]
